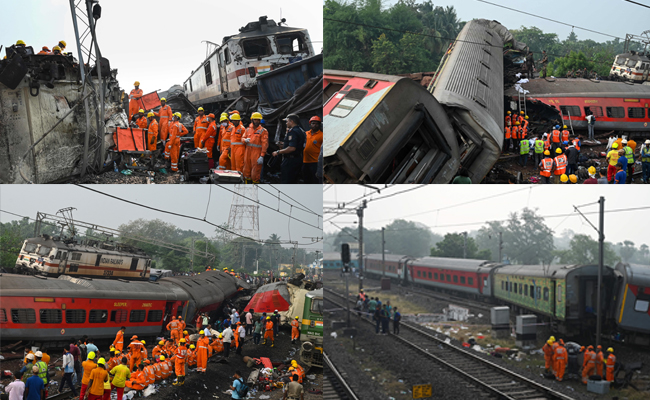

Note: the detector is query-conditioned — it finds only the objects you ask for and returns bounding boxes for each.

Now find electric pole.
[382,227,386,277]
[498,231,503,263]
[463,231,468,259]
[357,200,367,292]
[597,196,605,347]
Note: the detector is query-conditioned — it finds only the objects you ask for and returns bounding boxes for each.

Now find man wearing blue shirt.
[615,162,627,184]
[86,338,99,355]
[24,366,44,400]
[393,307,402,335]
[272,114,305,184]
[230,370,243,399]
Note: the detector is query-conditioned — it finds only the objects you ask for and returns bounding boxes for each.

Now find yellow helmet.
[199,330,205,335]
[588,166,596,175]
[138,109,144,114]
[569,174,577,183]
[230,114,241,121]
[291,360,298,366]
[555,148,562,154]
[198,107,204,112]
[220,115,228,122]
[251,112,263,120]
[59,40,67,47]
[174,112,181,118]
[607,347,614,352]
[161,97,166,102]
[544,150,550,156]
[547,340,553,345]
[159,355,165,361]
[110,347,115,351]
[141,340,145,345]
[159,340,165,345]
[266,316,271,320]
[53,46,61,52]
[612,142,619,149]
[295,316,299,319]
[231,269,234,272]
[97,358,106,365]
[525,116,529,119]
[560,174,568,182]
[183,331,188,335]
[520,111,524,114]
[179,338,186,343]
[16,40,25,46]
[219,333,223,339]
[88,352,96,360]
[514,121,520,125]
[190,345,195,349]
[550,336,555,342]
[563,125,567,129]
[147,112,155,118]
[507,111,511,114]
[134,81,140,86]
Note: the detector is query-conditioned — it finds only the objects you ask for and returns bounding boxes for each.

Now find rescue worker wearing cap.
[291,316,301,344]
[86,357,109,400]
[196,331,209,373]
[199,114,218,167]
[553,148,567,184]
[152,341,165,361]
[289,360,305,384]
[561,126,570,143]
[302,116,323,183]
[210,333,224,356]
[107,350,120,371]
[607,142,620,182]
[263,316,275,347]
[167,316,181,345]
[56,40,66,52]
[217,113,233,170]
[146,112,159,152]
[582,345,596,384]
[152,357,163,382]
[113,327,126,353]
[129,82,143,120]
[519,132,529,167]
[542,338,554,374]
[229,113,246,172]
[166,114,188,172]
[193,108,209,148]
[553,339,567,381]
[79,351,97,399]
[127,336,143,372]
[187,345,197,368]
[125,364,145,391]
[511,121,521,153]
[551,125,561,145]
[159,356,171,379]
[141,360,154,387]
[21,353,35,383]
[622,139,635,183]
[273,114,305,184]
[154,98,173,144]
[595,345,604,377]
[242,112,268,183]
[134,109,147,129]
[140,340,148,360]
[52,46,62,56]
[37,46,51,55]
[534,137,545,166]
[522,115,529,135]
[605,348,616,382]
[172,338,188,386]
[505,111,511,127]
[504,125,512,153]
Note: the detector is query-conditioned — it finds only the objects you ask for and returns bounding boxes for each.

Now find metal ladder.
[518,90,527,116]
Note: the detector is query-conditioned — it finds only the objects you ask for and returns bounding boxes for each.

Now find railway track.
[323,352,360,400]
[325,288,575,400]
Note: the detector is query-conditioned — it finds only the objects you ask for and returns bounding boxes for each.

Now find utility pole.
[597,196,605,347]
[498,231,503,263]
[463,231,468,259]
[190,237,195,272]
[357,200,367,292]
[382,227,386,277]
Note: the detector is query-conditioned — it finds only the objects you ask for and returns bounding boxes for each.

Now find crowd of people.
[126,82,323,184]
[354,289,402,335]
[541,336,617,384]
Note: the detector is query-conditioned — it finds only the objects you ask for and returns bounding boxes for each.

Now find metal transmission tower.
[227,185,260,241]
[69,0,106,177]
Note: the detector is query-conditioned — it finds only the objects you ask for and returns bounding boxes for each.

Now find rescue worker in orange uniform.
[210,333,224,356]
[542,338,554,373]
[551,125,561,145]
[147,112,159,152]
[155,98,173,143]
[128,82,143,120]
[553,339,567,381]
[539,150,553,184]
[152,341,165,361]
[605,348,616,382]
[127,336,143,372]
[172,338,188,386]
[196,331,209,373]
[504,125,512,152]
[242,112,268,183]
[166,114,188,173]
[229,113,246,172]
[512,121,521,153]
[595,345,604,377]
[113,327,126,353]
[263,316,274,347]
[134,109,147,129]
[288,360,305,383]
[291,316,301,344]
[125,364,146,390]
[152,358,162,381]
[302,116,323,183]
[140,340,148,360]
[553,148,567,184]
[561,126,570,143]
[179,316,186,331]
[142,360,155,386]
[106,349,120,371]
[79,351,97,400]
[218,113,233,170]
[187,345,197,368]
[37,46,51,55]
[199,114,218,168]
[582,345,596,384]
[167,316,181,345]
[159,356,171,379]
[505,111,512,127]
[193,107,209,149]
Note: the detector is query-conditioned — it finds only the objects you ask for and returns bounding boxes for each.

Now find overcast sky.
[1,0,323,93]
[324,185,649,246]
[1,185,323,251]
[384,0,648,43]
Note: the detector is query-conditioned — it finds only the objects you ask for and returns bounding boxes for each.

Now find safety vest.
[624,146,634,164]
[37,360,48,383]
[572,138,580,151]
[554,154,568,175]
[551,130,561,143]
[588,352,597,365]
[512,126,520,140]
[540,158,553,177]
[520,139,529,154]
[534,140,545,153]
[642,147,650,162]
[505,115,511,126]
[555,347,566,361]
[175,346,187,361]
[606,354,616,368]
[504,127,511,139]
[561,130,570,142]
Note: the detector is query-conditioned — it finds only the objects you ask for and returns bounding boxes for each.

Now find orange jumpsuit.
[187,349,196,368]
[160,361,171,379]
[147,119,159,151]
[155,105,173,142]
[554,345,567,381]
[200,121,218,159]
[243,124,269,182]
[582,350,596,384]
[196,337,209,372]
[193,115,209,148]
[142,364,155,386]
[166,122,188,172]
[140,345,148,361]
[606,353,616,382]
[136,116,148,129]
[113,330,124,352]
[210,337,223,355]
[542,343,554,372]
[125,370,145,390]
[152,362,162,381]
[128,89,143,120]
[128,340,143,371]
[596,350,604,376]
[152,345,164,359]
[264,320,274,343]
[291,319,300,341]
[174,346,188,377]
[218,122,234,169]
[230,122,246,172]
[292,364,305,383]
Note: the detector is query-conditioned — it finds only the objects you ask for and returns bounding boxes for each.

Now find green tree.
[371,34,403,74]
[0,225,24,269]
[384,219,435,257]
[548,50,595,77]
[619,240,637,263]
[502,208,555,265]
[430,232,491,260]
[554,234,619,266]
[400,33,430,72]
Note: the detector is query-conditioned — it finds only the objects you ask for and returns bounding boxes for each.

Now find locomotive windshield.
[24,243,37,253]
[242,37,273,58]
[37,246,51,256]
[276,33,307,54]
[311,298,323,315]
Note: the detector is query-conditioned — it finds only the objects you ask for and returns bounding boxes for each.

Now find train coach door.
[130,258,139,271]
[218,49,229,94]
[58,252,68,274]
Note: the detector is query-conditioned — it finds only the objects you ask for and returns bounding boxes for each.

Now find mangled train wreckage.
[323,19,525,184]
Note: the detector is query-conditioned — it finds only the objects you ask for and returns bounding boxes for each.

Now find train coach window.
[446,274,451,282]
[242,37,272,58]
[585,106,603,118]
[276,34,307,54]
[628,107,646,119]
[606,107,625,119]
[89,310,107,323]
[111,310,128,323]
[434,273,438,280]
[428,272,432,279]
[536,287,541,300]
[468,277,473,286]
[530,286,535,299]
[634,299,650,313]
[559,106,581,117]
[501,281,505,290]
[130,310,146,323]
[71,253,82,261]
[147,310,163,322]
[24,243,37,253]
[11,309,36,324]
[0,309,6,323]
[330,89,368,119]
[524,285,528,296]
[40,309,62,324]
[543,287,549,301]
[65,310,86,324]
[37,246,51,256]
[204,62,212,86]
[54,251,61,260]
[453,275,458,283]
[460,276,466,284]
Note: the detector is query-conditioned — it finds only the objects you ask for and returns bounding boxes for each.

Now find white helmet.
[26,353,35,360]
[35,351,43,357]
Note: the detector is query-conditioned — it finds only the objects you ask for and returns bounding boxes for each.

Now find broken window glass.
[242,38,272,58]
[276,34,306,54]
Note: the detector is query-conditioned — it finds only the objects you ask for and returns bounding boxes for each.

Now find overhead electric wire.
[268,184,322,217]
[624,0,650,9]
[328,221,359,241]
[214,184,322,230]
[256,185,321,217]
[72,185,320,246]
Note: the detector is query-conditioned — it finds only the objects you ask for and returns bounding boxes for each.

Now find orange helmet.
[309,116,322,123]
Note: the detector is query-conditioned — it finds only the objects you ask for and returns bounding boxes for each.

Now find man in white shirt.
[245,309,254,336]
[236,323,246,355]
[204,325,213,340]
[222,325,233,358]
[585,114,595,140]
[231,309,239,324]
[5,371,25,400]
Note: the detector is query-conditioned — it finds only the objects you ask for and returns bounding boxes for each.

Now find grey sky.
[1,0,323,93]
[324,185,649,246]
[385,0,648,43]
[1,185,323,251]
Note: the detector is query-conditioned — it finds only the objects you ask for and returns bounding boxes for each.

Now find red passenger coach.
[405,257,498,297]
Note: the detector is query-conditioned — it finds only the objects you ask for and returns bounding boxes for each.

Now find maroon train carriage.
[364,253,413,280]
[405,257,498,297]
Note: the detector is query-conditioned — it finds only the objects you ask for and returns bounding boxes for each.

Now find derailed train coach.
[323,19,515,183]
